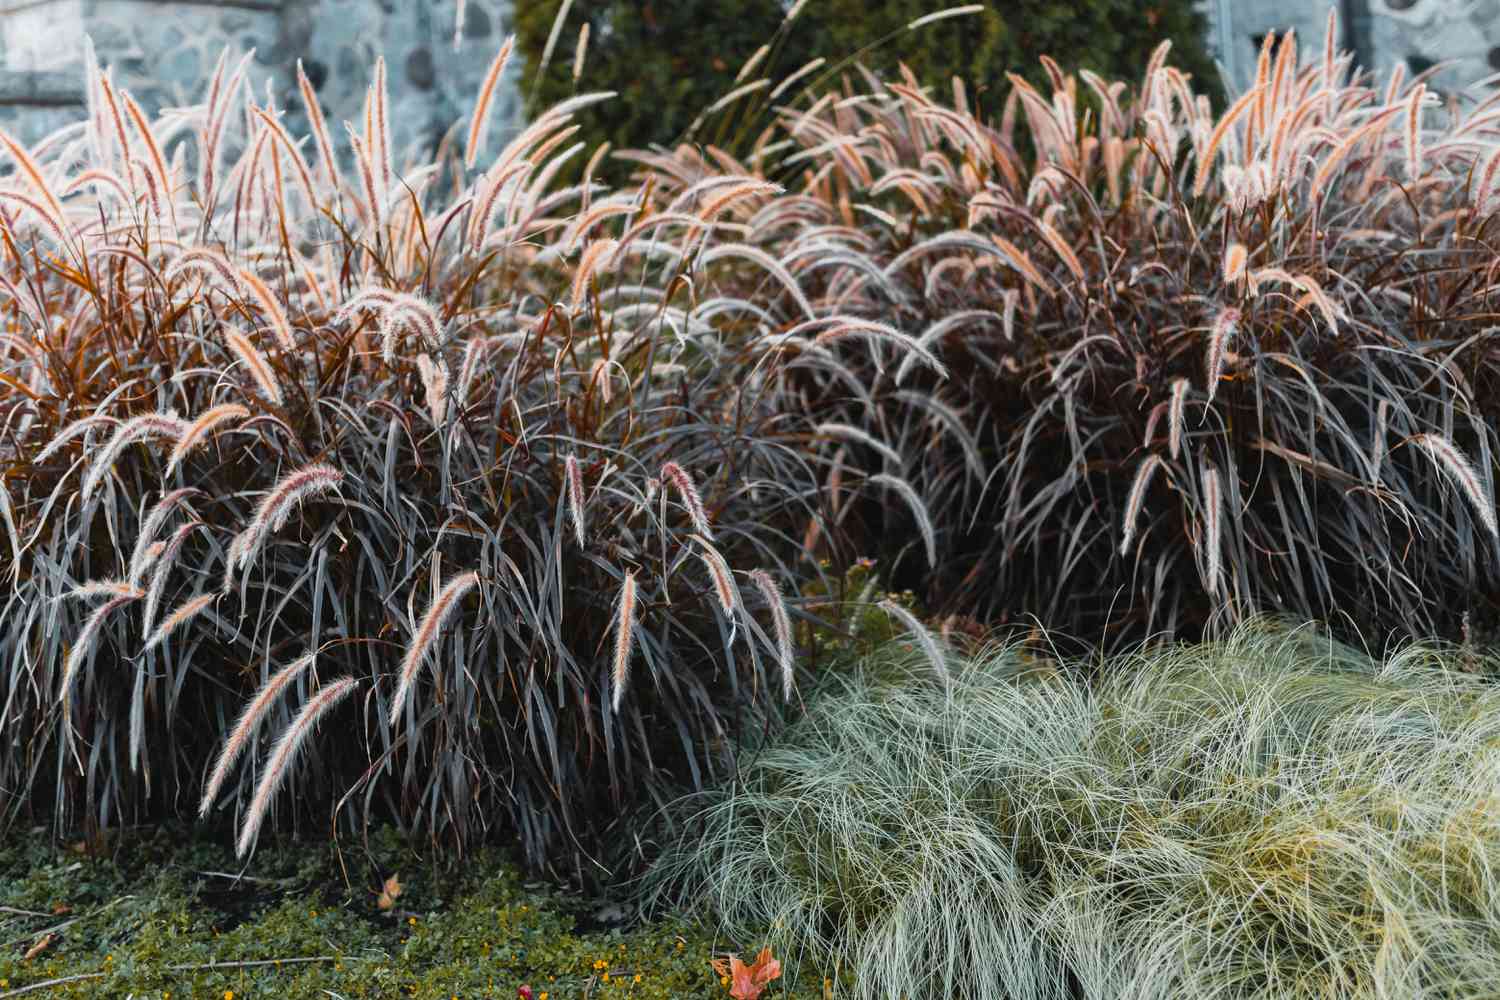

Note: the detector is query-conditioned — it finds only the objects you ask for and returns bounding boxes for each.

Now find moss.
[0,827,829,998]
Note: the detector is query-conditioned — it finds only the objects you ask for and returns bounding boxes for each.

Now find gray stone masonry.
[0,0,520,160]
[1202,0,1500,95]
[6,1,1500,158]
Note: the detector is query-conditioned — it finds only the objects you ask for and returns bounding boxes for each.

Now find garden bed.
[0,827,823,999]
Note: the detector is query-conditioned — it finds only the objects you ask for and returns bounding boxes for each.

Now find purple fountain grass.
[694,535,739,615]
[200,651,317,818]
[143,521,201,635]
[165,247,243,296]
[236,676,357,857]
[815,423,903,469]
[371,55,392,200]
[63,579,142,602]
[611,569,637,713]
[1406,83,1426,182]
[3,28,857,878]
[878,598,948,681]
[1200,464,1224,597]
[38,417,123,465]
[223,464,344,588]
[1120,455,1166,557]
[868,473,937,569]
[225,328,284,407]
[1168,378,1190,460]
[82,412,189,502]
[570,239,618,308]
[572,22,590,82]
[749,569,794,701]
[345,126,383,232]
[120,89,175,227]
[251,106,320,212]
[0,124,68,236]
[1223,243,1248,287]
[127,487,200,583]
[390,570,479,720]
[660,462,713,540]
[167,404,250,475]
[466,35,515,169]
[382,299,444,360]
[60,589,142,726]
[143,592,216,651]
[564,454,586,547]
[296,59,339,195]
[1410,433,1499,543]
[237,267,296,351]
[1203,308,1240,406]
[416,355,450,427]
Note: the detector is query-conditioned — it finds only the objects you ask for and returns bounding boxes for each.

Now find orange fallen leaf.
[23,933,54,961]
[711,946,782,1000]
[376,873,402,911]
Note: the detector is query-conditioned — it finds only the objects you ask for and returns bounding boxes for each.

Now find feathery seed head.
[237,677,357,857]
[750,569,795,701]
[660,462,713,539]
[611,569,638,713]
[390,570,480,721]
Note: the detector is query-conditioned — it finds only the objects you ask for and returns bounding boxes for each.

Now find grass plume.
[236,676,357,857]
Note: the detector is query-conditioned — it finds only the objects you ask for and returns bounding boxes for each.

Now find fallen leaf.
[711,946,782,999]
[23,934,54,962]
[376,873,402,911]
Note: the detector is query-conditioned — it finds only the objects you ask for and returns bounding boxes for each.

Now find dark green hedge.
[515,0,1220,179]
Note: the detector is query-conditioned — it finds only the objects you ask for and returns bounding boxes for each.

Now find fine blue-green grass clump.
[646,620,1500,1000]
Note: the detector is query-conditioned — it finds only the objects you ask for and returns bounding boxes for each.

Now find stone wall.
[0,0,521,160]
[1202,0,1500,94]
[14,0,1497,163]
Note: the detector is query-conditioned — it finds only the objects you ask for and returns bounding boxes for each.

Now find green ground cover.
[0,828,826,999]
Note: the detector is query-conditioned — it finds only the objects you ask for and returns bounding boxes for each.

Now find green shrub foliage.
[515,0,1217,181]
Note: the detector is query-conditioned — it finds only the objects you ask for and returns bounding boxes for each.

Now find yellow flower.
[633,974,642,984]
[602,973,610,983]
[408,916,417,926]
[721,975,730,986]
[540,994,549,1000]
[224,992,234,1000]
